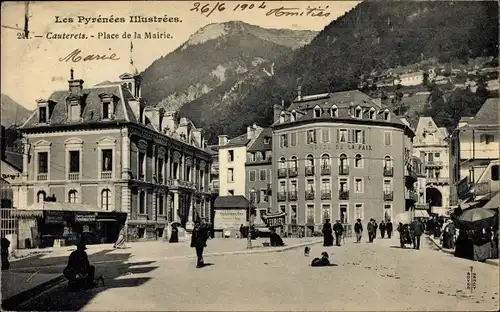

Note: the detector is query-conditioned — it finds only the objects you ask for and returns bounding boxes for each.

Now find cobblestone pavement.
[20,237,499,311]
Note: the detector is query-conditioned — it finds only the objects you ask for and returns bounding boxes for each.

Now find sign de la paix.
[312,143,373,151]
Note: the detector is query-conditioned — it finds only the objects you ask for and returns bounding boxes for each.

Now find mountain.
[186,1,497,143]
[140,21,318,112]
[1,94,32,128]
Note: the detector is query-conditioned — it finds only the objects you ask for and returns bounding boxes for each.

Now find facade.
[245,128,273,225]
[217,124,264,197]
[15,68,212,239]
[271,89,418,233]
[394,71,424,86]
[412,117,451,215]
[450,98,499,204]
[0,126,23,208]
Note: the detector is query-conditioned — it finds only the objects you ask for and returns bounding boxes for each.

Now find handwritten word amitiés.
[190,2,266,18]
[59,49,120,63]
[266,6,330,18]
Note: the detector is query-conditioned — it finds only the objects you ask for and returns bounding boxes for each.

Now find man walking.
[191,218,210,268]
[354,219,363,243]
[411,219,425,250]
[386,219,393,239]
[373,220,378,240]
[333,220,344,246]
[367,219,375,243]
[379,221,386,238]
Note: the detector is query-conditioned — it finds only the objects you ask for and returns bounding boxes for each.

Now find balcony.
[209,180,219,193]
[383,191,394,201]
[101,171,112,179]
[288,167,298,177]
[277,168,287,178]
[404,165,417,183]
[37,173,48,181]
[426,176,449,184]
[473,181,491,196]
[383,167,394,177]
[288,191,297,201]
[321,165,331,176]
[339,190,349,200]
[277,192,287,202]
[167,179,196,190]
[321,191,332,200]
[68,172,80,181]
[305,166,315,177]
[339,166,349,175]
[307,216,315,225]
[425,161,443,168]
[405,189,418,202]
[305,190,315,200]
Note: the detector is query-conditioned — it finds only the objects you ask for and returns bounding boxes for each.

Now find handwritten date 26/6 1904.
[190,1,330,18]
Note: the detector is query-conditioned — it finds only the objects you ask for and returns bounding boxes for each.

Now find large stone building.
[271,89,420,233]
[15,68,212,238]
[450,98,499,204]
[412,117,451,216]
[245,127,273,225]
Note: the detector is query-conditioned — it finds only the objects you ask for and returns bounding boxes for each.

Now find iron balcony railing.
[339,166,349,175]
[277,192,287,202]
[288,191,298,201]
[383,191,394,201]
[305,190,315,200]
[288,167,298,177]
[339,190,349,200]
[277,168,287,178]
[321,165,331,176]
[383,167,394,177]
[425,161,443,167]
[405,189,418,202]
[321,191,332,200]
[305,166,315,176]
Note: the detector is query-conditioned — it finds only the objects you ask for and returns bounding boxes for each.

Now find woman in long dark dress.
[322,219,334,247]
[113,225,127,249]
[169,224,179,243]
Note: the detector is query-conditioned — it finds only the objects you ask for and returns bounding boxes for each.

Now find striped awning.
[10,209,43,218]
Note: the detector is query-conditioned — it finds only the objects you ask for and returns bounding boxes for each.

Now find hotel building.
[271,89,419,233]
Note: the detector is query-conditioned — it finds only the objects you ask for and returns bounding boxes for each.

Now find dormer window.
[39,106,47,123]
[69,103,81,122]
[291,110,297,122]
[355,106,362,119]
[139,107,144,124]
[264,137,270,144]
[314,106,322,118]
[102,101,111,119]
[279,112,285,123]
[384,110,390,121]
[369,108,376,120]
[330,105,338,117]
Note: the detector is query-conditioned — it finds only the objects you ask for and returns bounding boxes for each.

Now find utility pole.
[248,188,255,249]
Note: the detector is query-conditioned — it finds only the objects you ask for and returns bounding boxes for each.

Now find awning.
[414,210,430,218]
[10,209,43,218]
[214,195,254,209]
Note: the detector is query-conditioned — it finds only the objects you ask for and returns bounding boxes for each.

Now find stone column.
[152,190,157,222]
[180,154,185,181]
[22,138,29,181]
[173,191,180,222]
[152,144,156,182]
[185,194,194,230]
[121,128,130,179]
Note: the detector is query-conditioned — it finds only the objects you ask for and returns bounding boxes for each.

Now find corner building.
[271,90,417,234]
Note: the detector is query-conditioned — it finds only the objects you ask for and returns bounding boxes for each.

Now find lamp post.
[248,188,256,249]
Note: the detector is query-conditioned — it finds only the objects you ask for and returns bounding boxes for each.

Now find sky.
[1,1,360,110]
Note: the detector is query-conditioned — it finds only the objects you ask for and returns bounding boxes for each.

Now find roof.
[247,128,272,152]
[482,192,500,209]
[3,151,22,172]
[204,145,219,156]
[21,83,138,128]
[222,134,250,148]
[467,98,499,126]
[214,195,253,209]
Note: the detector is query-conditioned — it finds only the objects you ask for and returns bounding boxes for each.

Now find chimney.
[273,103,284,123]
[246,125,253,140]
[144,107,164,131]
[218,135,229,146]
[68,68,84,97]
[297,85,302,101]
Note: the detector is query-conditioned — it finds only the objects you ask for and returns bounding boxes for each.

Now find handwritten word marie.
[59,49,120,63]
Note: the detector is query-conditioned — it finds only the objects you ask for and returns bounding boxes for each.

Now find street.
[17,236,499,311]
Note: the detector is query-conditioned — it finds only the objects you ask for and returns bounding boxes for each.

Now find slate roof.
[223,134,250,147]
[247,128,272,152]
[21,82,138,128]
[214,195,253,209]
[467,98,499,126]
[3,151,22,172]
[204,145,219,156]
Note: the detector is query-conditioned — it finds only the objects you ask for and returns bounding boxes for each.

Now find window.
[354,130,364,144]
[354,203,364,220]
[369,109,375,120]
[383,131,392,146]
[338,129,347,143]
[384,111,390,121]
[314,106,322,118]
[259,169,267,181]
[290,180,297,192]
[279,157,287,169]
[330,106,338,117]
[306,154,314,167]
[228,150,234,162]
[291,111,297,121]
[158,194,164,215]
[290,156,298,169]
[139,191,146,214]
[339,154,348,168]
[321,179,331,192]
[480,134,495,144]
[307,129,317,144]
[248,153,256,162]
[70,104,80,122]
[101,189,111,210]
[322,204,331,221]
[39,107,47,123]
[172,162,179,179]
[158,158,164,179]
[355,107,362,118]
[279,181,286,192]
[69,151,80,172]
[321,154,330,167]
[279,112,285,123]
[491,165,499,181]
[38,152,48,173]
[260,190,268,202]
[280,134,288,148]
[102,149,112,171]
[384,156,393,168]
[264,137,271,144]
[290,205,297,224]
[280,205,286,213]
[138,152,145,177]
[102,102,111,119]
[384,204,392,222]
[354,154,363,168]
[322,129,330,143]
[68,190,78,203]
[307,179,315,193]
[227,168,234,182]
[339,204,348,224]
[290,132,297,146]
[307,204,315,223]
[228,190,234,196]
[37,190,46,203]
[249,170,256,182]
[354,178,363,193]
[339,178,348,191]
[383,179,392,192]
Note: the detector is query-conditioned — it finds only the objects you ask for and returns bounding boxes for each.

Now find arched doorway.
[426,187,443,213]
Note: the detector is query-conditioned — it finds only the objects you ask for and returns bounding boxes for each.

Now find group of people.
[322,219,345,247]
[396,219,425,249]
[353,219,393,243]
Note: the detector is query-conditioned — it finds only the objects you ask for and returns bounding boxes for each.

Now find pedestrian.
[322,219,334,247]
[270,227,284,246]
[191,218,210,268]
[333,220,344,246]
[411,219,424,250]
[239,224,244,239]
[379,220,386,238]
[386,219,393,239]
[373,220,378,239]
[113,225,127,249]
[1,238,10,271]
[354,219,363,243]
[63,239,96,290]
[367,219,375,243]
[169,223,179,243]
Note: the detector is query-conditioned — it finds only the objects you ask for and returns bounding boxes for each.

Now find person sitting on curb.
[63,239,96,290]
[270,228,284,247]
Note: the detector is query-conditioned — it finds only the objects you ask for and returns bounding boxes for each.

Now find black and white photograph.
[0,1,499,310]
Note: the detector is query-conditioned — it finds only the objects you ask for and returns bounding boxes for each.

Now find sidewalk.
[426,234,499,267]
[2,237,322,306]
